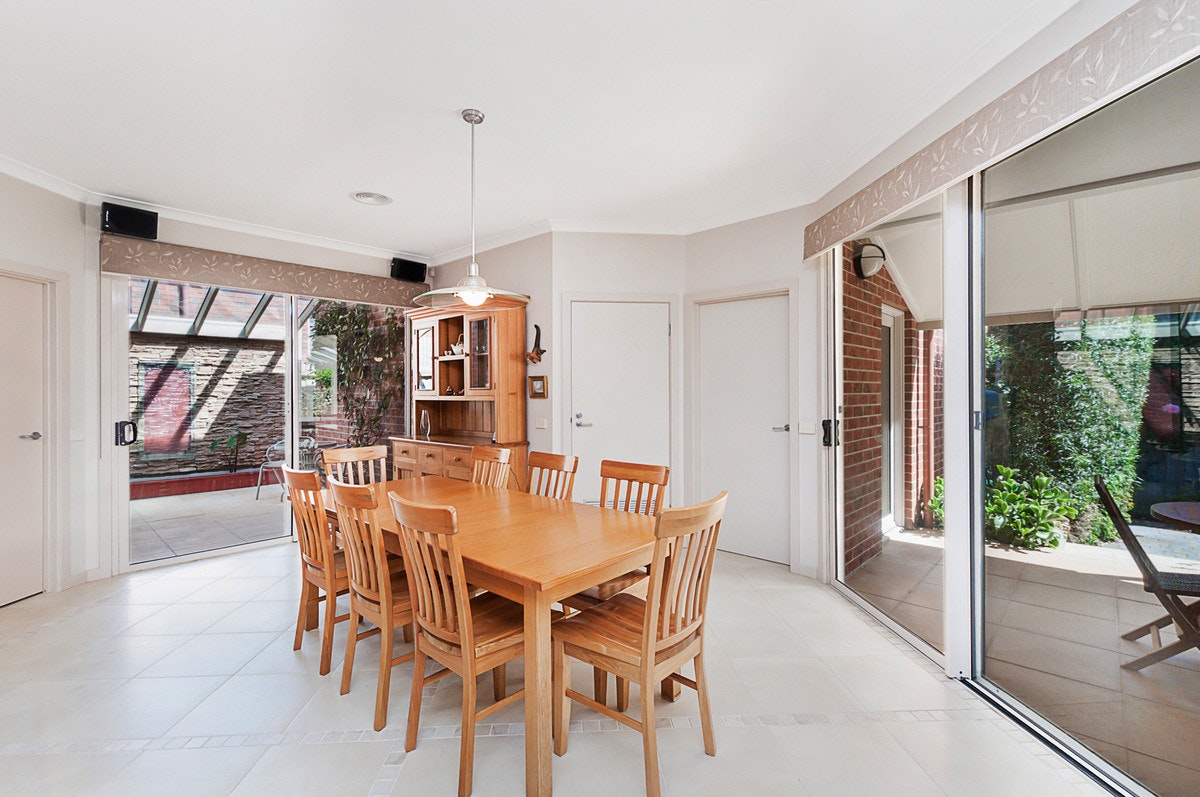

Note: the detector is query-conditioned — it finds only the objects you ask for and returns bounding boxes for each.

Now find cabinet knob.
[425,453,435,458]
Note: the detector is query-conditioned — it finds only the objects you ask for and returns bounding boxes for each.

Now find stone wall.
[129,333,286,477]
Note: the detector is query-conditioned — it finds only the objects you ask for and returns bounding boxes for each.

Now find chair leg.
[340,610,360,695]
[493,663,507,702]
[403,623,413,644]
[406,647,425,752]
[553,639,570,756]
[319,587,338,676]
[1122,631,1200,671]
[459,671,478,797]
[374,623,394,731]
[293,578,316,651]
[255,465,266,499]
[640,671,662,797]
[694,652,716,756]
[616,677,630,712]
[593,667,608,706]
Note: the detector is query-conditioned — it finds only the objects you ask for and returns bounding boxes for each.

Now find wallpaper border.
[804,0,1200,258]
[99,234,423,307]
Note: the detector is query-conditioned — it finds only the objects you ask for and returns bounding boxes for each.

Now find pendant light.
[414,109,528,309]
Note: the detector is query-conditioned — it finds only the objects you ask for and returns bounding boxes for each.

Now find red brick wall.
[841,241,943,577]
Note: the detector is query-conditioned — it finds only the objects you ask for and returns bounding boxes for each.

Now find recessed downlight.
[351,191,392,205]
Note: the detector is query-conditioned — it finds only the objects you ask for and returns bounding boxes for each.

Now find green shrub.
[984,465,1077,549]
[927,476,945,529]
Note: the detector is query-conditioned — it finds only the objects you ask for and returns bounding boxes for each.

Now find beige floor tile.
[167,672,326,736]
[1000,600,1120,651]
[34,633,191,681]
[41,675,227,743]
[983,659,1123,707]
[120,601,241,636]
[0,678,125,743]
[95,746,266,797]
[987,627,1122,691]
[0,751,139,795]
[1009,580,1118,621]
[545,724,656,796]
[392,733,527,796]
[140,632,277,678]
[206,600,299,635]
[231,740,393,797]
[658,725,804,796]
[823,653,970,712]
[731,657,864,715]
[770,721,946,796]
[1125,750,1200,797]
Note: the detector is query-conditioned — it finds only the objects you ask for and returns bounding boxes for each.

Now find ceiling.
[0,1,1117,261]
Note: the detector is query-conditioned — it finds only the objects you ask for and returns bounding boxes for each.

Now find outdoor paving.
[131,486,291,565]
[846,525,1200,796]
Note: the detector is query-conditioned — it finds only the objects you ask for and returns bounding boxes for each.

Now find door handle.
[772,424,790,432]
[574,412,593,428]
[19,431,43,440]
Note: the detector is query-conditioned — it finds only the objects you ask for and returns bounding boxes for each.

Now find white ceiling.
[0,1,1113,261]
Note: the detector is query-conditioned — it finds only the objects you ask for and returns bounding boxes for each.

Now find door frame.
[560,293,682,508]
[879,303,906,533]
[0,261,69,595]
[684,279,803,573]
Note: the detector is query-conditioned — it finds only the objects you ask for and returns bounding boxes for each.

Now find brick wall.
[129,334,286,477]
[841,241,944,577]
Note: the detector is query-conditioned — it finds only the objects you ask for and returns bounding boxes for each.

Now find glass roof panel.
[141,281,209,335]
[198,287,265,338]
[247,294,288,340]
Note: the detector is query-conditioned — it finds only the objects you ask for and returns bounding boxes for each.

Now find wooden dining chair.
[389,493,526,797]
[526,451,579,501]
[1095,475,1200,670]
[552,491,728,797]
[322,445,389,485]
[470,445,511,489]
[329,478,416,731]
[564,459,670,708]
[283,466,349,676]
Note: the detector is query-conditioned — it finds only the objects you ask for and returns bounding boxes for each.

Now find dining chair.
[322,444,389,485]
[329,478,416,731]
[564,459,670,708]
[469,445,511,488]
[552,491,729,797]
[389,492,526,797]
[1094,475,1200,670]
[283,466,349,676]
[526,451,578,501]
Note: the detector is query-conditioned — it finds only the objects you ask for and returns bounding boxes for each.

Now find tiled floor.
[131,487,291,564]
[0,544,1102,796]
[847,526,1200,797]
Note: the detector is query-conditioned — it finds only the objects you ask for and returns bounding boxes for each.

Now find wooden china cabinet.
[390,305,528,489]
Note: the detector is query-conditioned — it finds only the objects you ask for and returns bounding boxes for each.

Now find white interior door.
[0,274,46,605]
[569,301,671,504]
[698,294,791,563]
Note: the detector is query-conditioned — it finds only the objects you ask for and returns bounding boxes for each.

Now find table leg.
[524,587,553,796]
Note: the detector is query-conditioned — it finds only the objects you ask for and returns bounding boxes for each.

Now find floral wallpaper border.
[804,0,1200,259]
[99,234,423,308]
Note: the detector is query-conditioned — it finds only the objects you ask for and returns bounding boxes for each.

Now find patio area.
[131,486,292,565]
[847,526,1200,796]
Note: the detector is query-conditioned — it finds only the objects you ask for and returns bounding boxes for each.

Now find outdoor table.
[1150,502,1200,533]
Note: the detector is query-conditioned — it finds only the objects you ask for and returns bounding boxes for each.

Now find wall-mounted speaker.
[391,257,427,284]
[101,202,158,240]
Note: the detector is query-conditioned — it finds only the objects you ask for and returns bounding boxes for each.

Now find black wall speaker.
[101,202,158,240]
[391,257,427,284]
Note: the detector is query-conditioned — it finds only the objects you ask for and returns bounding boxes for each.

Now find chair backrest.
[1094,474,1159,586]
[388,493,475,656]
[599,459,670,516]
[470,445,512,488]
[265,440,287,462]
[283,466,335,574]
[322,445,388,485]
[526,451,578,501]
[329,478,392,615]
[642,491,728,656]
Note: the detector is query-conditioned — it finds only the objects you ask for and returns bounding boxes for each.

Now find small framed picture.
[528,375,548,399]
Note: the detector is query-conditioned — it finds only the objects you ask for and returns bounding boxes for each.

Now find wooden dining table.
[325,475,656,796]
[1150,501,1200,532]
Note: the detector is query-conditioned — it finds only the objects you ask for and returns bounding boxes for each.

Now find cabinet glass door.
[414,324,435,393]
[468,315,491,391]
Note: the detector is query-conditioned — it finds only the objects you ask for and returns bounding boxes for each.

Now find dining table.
[1150,501,1200,532]
[325,475,657,796]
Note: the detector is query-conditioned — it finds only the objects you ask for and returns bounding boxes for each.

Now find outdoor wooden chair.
[329,478,416,731]
[283,466,349,676]
[389,493,525,797]
[322,445,388,485]
[469,445,511,489]
[1094,474,1200,671]
[526,451,578,501]
[564,459,670,708]
[552,491,728,797]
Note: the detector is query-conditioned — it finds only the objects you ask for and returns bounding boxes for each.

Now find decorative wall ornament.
[99,234,423,308]
[804,0,1200,259]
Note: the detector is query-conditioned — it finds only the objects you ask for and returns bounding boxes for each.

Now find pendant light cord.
[469,115,477,277]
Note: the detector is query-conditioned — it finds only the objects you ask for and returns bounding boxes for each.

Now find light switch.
[535,418,548,430]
